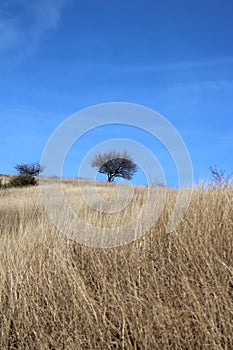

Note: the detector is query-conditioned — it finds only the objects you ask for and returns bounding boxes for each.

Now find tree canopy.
[14,162,44,177]
[91,151,137,182]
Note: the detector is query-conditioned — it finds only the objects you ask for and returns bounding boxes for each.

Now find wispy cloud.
[118,56,233,74]
[0,0,68,56]
[69,56,233,79]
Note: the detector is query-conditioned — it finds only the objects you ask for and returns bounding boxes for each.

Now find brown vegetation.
[0,174,12,185]
[0,181,232,349]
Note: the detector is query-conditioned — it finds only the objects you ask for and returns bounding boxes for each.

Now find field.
[0,179,232,349]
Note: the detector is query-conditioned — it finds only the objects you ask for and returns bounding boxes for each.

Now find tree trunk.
[107,173,113,182]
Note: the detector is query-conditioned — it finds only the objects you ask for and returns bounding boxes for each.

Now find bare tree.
[14,162,44,177]
[209,165,233,188]
[91,150,138,182]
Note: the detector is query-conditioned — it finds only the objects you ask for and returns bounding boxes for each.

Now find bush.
[8,175,37,188]
[0,162,43,189]
[14,162,43,176]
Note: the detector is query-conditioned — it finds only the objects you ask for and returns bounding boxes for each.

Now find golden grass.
[0,181,232,349]
[0,174,12,185]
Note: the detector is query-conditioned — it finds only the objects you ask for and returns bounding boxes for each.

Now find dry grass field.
[0,179,232,349]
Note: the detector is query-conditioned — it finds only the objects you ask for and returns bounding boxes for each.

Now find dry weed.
[0,181,232,349]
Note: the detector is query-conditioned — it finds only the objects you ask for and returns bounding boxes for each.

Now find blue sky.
[1,0,233,186]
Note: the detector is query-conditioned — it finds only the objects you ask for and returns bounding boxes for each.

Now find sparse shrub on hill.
[8,174,37,187]
[14,162,43,177]
[0,162,44,189]
[12,162,43,187]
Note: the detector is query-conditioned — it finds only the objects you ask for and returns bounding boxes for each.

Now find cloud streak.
[0,0,68,56]
[69,56,233,81]
[119,56,233,73]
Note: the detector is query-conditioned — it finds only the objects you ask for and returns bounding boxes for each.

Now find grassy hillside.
[0,181,232,349]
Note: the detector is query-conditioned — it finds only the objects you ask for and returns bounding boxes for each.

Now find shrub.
[8,175,37,188]
[14,162,43,176]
